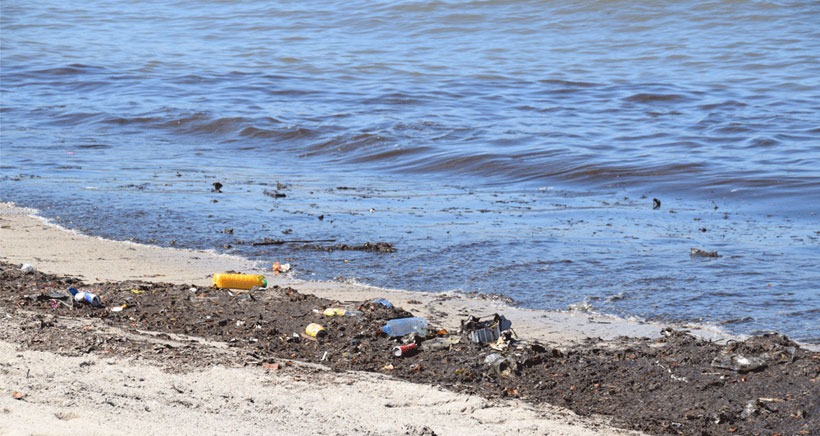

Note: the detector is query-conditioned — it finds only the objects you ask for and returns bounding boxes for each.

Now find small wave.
[300,132,388,158]
[159,114,243,135]
[719,316,755,326]
[30,64,105,76]
[624,93,689,103]
[76,143,113,149]
[699,100,748,111]
[103,115,164,125]
[538,79,599,88]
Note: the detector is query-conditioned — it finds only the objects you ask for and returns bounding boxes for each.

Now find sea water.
[1,0,818,343]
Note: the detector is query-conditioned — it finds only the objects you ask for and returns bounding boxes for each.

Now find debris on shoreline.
[0,261,817,436]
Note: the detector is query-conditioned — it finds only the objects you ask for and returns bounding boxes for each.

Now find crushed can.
[392,343,418,357]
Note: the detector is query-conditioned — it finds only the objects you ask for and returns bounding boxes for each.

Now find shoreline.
[0,201,647,435]
[1,201,817,436]
[0,201,733,347]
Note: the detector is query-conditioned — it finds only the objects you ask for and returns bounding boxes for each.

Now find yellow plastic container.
[323,307,346,317]
[212,273,266,290]
[305,323,327,338]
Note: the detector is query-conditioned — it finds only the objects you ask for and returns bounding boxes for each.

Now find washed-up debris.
[212,182,223,193]
[251,238,337,246]
[461,314,512,344]
[263,189,287,199]
[12,391,25,400]
[653,198,661,209]
[312,242,396,253]
[711,352,768,373]
[20,264,35,274]
[305,323,326,338]
[392,343,418,357]
[382,317,428,337]
[323,307,361,317]
[212,273,266,290]
[370,298,393,308]
[690,247,720,258]
[421,336,461,352]
[272,262,291,273]
[740,399,773,420]
[69,287,101,306]
[484,353,518,377]
[2,261,818,436]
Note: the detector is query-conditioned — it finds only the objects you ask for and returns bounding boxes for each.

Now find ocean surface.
[2,1,819,343]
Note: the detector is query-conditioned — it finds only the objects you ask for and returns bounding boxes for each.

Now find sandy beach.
[0,202,653,435]
[1,202,817,436]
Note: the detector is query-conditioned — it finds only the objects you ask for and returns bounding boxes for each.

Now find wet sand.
[2,202,816,436]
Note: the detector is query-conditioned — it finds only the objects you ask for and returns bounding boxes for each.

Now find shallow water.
[2,0,819,342]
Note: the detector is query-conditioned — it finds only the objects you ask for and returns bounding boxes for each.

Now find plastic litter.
[711,352,768,373]
[68,287,101,306]
[382,317,428,337]
[212,273,266,290]
[421,336,461,352]
[305,323,327,338]
[371,298,393,309]
[323,307,362,317]
[272,262,291,273]
[484,353,518,377]
[20,264,35,274]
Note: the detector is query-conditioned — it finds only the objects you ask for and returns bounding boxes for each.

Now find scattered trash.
[262,362,280,370]
[653,198,662,209]
[130,289,145,295]
[461,314,512,344]
[393,343,418,357]
[371,298,393,309]
[20,264,35,274]
[421,336,461,352]
[690,248,720,258]
[382,317,428,337]
[484,353,518,377]
[212,273,266,290]
[489,333,515,352]
[68,287,101,306]
[323,307,361,317]
[272,262,291,273]
[212,182,223,193]
[12,391,25,400]
[305,323,327,338]
[741,399,772,419]
[711,352,768,373]
[110,304,126,313]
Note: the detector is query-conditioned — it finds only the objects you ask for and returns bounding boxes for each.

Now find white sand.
[2,202,728,435]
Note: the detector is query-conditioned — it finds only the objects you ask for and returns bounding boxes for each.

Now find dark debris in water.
[1,262,818,436]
